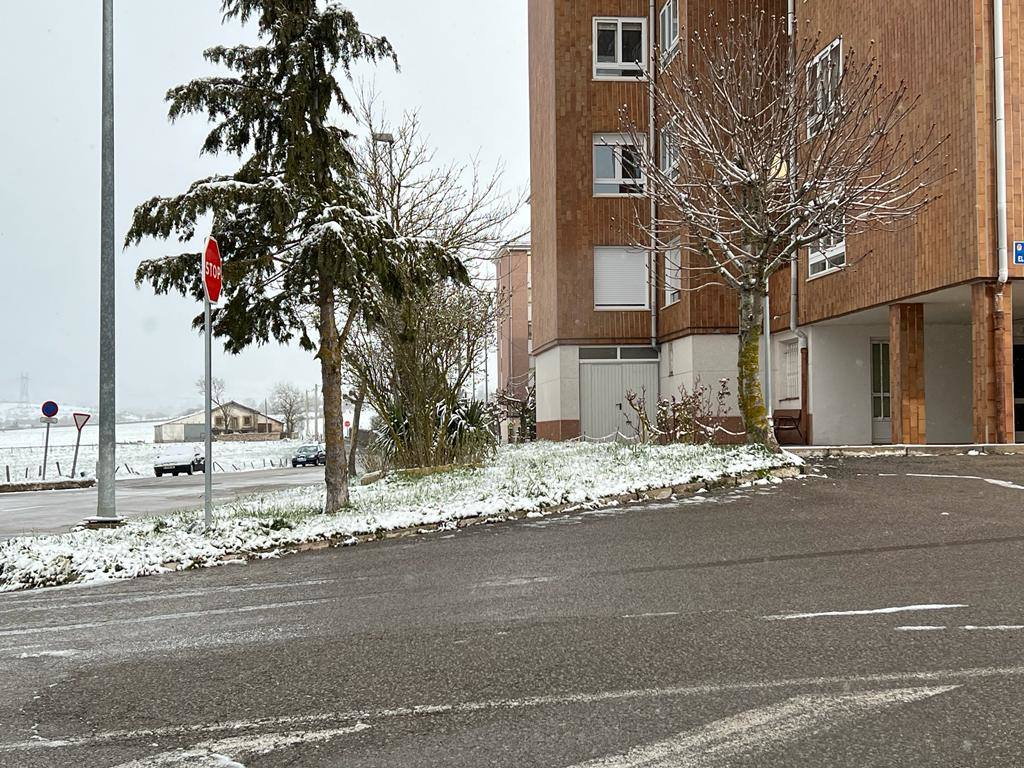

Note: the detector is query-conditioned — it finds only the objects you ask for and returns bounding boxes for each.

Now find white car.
[154,447,206,477]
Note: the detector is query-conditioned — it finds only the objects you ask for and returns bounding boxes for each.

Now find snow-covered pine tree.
[126,0,464,513]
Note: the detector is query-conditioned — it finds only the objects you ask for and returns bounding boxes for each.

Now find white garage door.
[580,362,659,440]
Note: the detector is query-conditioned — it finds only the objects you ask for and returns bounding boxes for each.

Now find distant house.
[154,401,286,444]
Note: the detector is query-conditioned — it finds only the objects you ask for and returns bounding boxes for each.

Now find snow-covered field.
[0,441,799,592]
[0,420,307,483]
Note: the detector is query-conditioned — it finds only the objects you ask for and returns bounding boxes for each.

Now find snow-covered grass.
[0,441,798,592]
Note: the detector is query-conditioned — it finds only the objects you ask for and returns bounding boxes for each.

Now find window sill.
[806,265,844,282]
[593,192,646,198]
[593,74,644,82]
[595,305,651,312]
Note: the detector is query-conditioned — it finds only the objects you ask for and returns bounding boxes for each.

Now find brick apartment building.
[525,0,1024,445]
[494,241,534,399]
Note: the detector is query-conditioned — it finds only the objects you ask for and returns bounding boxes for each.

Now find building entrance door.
[871,340,892,444]
[580,362,659,440]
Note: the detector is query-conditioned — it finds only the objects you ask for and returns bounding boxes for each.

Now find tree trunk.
[348,385,364,476]
[737,287,780,452]
[318,277,349,513]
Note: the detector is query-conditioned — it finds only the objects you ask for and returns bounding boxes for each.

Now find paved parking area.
[1,454,1023,766]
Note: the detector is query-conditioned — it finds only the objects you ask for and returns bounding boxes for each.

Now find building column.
[535,345,581,441]
[972,282,1015,444]
[890,304,926,444]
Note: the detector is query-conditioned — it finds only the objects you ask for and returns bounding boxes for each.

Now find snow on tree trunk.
[318,278,349,513]
[737,287,779,452]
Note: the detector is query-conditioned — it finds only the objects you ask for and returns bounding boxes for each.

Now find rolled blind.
[594,247,648,309]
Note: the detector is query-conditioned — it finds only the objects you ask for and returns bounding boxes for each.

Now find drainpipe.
[649,0,658,351]
[993,0,1010,442]
[786,0,810,440]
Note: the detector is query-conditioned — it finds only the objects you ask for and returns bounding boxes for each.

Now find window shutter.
[594,247,649,309]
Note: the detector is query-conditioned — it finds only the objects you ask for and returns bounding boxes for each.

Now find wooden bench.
[773,408,805,444]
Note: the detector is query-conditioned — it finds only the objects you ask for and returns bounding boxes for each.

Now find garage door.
[580,362,659,440]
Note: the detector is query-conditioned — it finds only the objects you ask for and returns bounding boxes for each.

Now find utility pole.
[92,0,120,525]
[304,389,310,440]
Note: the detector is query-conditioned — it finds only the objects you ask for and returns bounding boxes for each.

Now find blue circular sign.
[41,401,59,418]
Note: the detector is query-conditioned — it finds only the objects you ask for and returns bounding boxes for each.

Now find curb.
[0,479,96,494]
[278,464,805,557]
[790,445,1024,459]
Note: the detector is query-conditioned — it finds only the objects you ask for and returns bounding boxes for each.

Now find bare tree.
[270,382,303,438]
[344,89,522,467]
[622,11,948,449]
[195,377,229,432]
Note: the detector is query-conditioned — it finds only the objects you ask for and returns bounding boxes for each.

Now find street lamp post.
[92,0,121,526]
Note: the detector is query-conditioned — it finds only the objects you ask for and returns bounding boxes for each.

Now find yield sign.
[203,237,223,304]
[73,412,92,432]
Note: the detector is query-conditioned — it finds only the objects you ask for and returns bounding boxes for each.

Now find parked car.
[292,444,326,467]
[154,447,205,477]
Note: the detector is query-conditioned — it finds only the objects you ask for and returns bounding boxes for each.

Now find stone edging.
[277,465,805,557]
[791,444,1024,459]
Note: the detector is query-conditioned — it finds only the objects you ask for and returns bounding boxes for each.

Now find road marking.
[2,667,1016,754]
[764,604,967,621]
[107,723,371,767]
[0,598,338,638]
[905,473,1024,492]
[962,625,1024,631]
[0,578,337,615]
[621,612,680,619]
[895,626,947,632]
[564,687,957,767]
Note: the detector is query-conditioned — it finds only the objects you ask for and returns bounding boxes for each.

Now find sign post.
[71,412,92,478]
[202,237,222,530]
[40,401,59,481]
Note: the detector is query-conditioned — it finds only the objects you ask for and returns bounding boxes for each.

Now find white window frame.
[593,134,646,197]
[658,0,680,64]
[594,246,651,311]
[808,229,846,278]
[807,37,843,137]
[593,17,648,80]
[664,242,682,306]
[658,124,679,179]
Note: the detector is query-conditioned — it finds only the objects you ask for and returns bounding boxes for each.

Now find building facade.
[527,0,1023,445]
[154,401,285,444]
[495,242,535,399]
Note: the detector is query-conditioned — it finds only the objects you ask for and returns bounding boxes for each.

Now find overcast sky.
[0,1,529,416]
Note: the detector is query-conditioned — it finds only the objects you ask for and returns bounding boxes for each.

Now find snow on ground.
[0,441,796,592]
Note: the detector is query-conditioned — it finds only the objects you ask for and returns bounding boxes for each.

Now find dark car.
[292,444,325,467]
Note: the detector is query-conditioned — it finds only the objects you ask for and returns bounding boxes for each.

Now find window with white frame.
[782,340,800,402]
[594,17,646,79]
[658,125,679,178]
[659,0,679,62]
[664,243,681,306]
[594,134,645,196]
[808,228,846,277]
[594,247,649,310]
[807,38,842,136]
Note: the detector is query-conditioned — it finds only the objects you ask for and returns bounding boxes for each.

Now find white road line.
[621,612,680,619]
[895,626,947,632]
[962,625,1024,631]
[764,604,967,621]
[107,723,371,768]
[565,687,957,767]
[0,578,337,616]
[905,473,1024,491]
[2,667,1016,754]
[0,598,338,638]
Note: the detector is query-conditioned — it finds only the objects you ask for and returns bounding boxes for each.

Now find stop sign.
[203,237,222,304]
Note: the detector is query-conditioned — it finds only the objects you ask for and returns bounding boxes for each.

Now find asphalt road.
[2,454,1024,767]
[0,466,325,537]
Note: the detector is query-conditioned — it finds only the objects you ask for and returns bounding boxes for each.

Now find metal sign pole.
[71,428,82,479]
[42,421,51,481]
[204,294,213,530]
